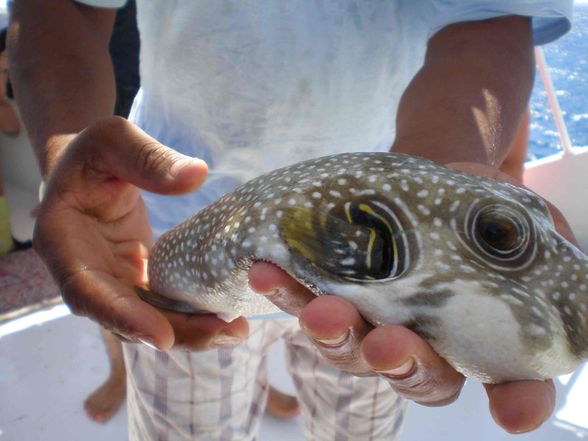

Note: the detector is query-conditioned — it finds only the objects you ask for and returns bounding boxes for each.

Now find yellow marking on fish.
[344,202,353,224]
[367,227,377,269]
[358,203,398,267]
[285,238,316,262]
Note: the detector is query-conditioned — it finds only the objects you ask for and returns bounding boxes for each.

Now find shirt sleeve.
[429,0,573,45]
[72,0,126,8]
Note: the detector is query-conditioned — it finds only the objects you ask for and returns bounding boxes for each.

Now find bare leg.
[499,109,530,182]
[84,328,127,423]
[266,386,300,419]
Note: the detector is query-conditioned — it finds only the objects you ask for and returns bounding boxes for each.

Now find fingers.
[250,262,372,374]
[165,311,250,351]
[248,261,316,316]
[84,116,208,195]
[61,267,250,351]
[46,116,208,201]
[32,117,215,352]
[250,262,466,395]
[362,325,465,406]
[299,296,373,375]
[485,380,556,434]
[60,267,175,350]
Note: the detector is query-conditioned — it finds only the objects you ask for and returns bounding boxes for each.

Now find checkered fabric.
[124,319,406,440]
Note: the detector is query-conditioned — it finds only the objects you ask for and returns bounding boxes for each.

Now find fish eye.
[465,203,536,271]
[476,215,520,253]
[454,200,537,272]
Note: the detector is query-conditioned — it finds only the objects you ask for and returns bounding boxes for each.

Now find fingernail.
[315,329,350,348]
[380,357,416,378]
[138,336,160,351]
[209,333,243,349]
[169,156,205,177]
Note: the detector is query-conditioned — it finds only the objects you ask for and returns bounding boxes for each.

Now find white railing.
[534,46,574,156]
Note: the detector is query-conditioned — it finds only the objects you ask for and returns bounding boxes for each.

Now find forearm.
[8,0,116,178]
[392,16,534,166]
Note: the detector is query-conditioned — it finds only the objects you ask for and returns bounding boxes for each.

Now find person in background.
[0,35,19,136]
[0,25,20,254]
[8,1,576,440]
[0,166,14,253]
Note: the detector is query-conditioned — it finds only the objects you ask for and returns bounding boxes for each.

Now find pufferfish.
[142,152,588,384]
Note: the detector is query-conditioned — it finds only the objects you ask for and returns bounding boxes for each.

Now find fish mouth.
[136,286,208,314]
[250,257,327,298]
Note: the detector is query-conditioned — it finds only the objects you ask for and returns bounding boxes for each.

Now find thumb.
[66,116,208,195]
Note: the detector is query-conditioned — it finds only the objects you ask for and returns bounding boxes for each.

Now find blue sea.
[529,3,588,160]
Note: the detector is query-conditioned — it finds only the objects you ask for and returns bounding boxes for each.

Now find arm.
[251,16,556,433]
[392,15,534,166]
[9,0,244,350]
[8,0,116,177]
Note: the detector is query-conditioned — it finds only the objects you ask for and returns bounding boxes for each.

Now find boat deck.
[1,306,586,441]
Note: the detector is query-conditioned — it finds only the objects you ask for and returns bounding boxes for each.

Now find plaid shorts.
[124,319,406,440]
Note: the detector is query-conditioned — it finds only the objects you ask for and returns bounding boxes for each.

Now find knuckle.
[384,368,464,406]
[75,115,128,154]
[314,339,371,375]
[134,140,172,176]
[386,368,432,391]
[87,115,128,137]
[105,312,140,341]
[265,287,312,317]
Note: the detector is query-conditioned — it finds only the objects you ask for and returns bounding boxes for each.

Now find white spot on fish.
[418,205,431,216]
[449,201,461,213]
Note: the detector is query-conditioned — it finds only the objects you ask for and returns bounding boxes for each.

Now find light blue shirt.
[77,0,572,237]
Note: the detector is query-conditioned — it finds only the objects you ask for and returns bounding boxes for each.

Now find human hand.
[249,161,573,434]
[34,116,249,351]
